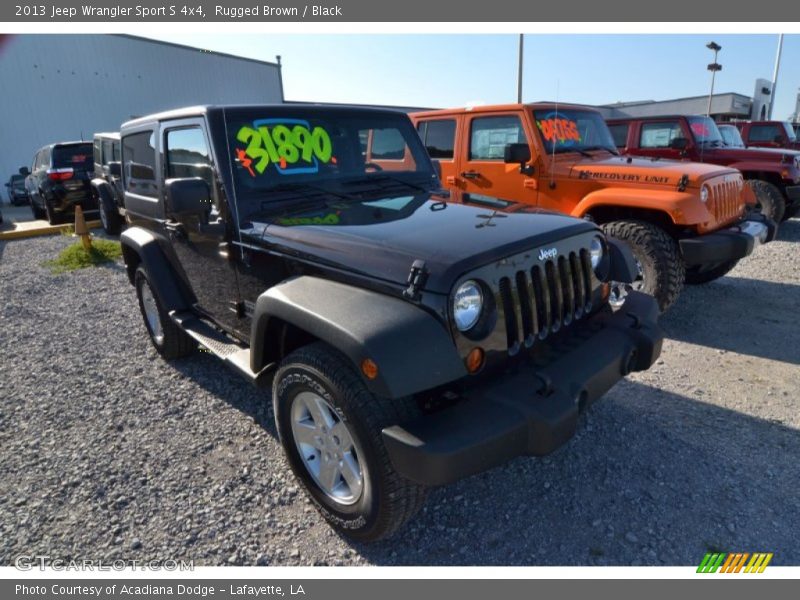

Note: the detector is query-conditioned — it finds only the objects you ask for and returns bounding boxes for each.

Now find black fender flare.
[90,178,116,209]
[606,237,639,283]
[252,276,468,399]
[119,227,194,312]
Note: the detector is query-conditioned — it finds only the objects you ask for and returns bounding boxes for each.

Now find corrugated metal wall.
[0,34,282,181]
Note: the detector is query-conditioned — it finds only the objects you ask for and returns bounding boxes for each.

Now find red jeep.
[608,115,800,221]
[737,120,800,152]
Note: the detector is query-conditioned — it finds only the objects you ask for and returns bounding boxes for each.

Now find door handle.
[460,170,481,180]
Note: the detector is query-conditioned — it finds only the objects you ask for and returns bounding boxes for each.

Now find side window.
[122,131,158,198]
[370,128,406,160]
[112,140,121,162]
[469,115,526,160]
[608,124,629,148]
[94,140,102,165]
[419,119,456,159]
[748,124,781,143]
[639,121,684,149]
[165,126,217,210]
[102,140,115,164]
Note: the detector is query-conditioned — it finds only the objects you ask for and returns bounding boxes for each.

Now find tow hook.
[403,259,428,300]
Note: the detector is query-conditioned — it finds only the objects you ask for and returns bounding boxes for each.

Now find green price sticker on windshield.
[235,119,333,177]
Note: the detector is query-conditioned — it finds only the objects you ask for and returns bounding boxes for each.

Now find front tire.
[273,342,427,542]
[684,259,738,285]
[601,219,684,313]
[134,267,195,359]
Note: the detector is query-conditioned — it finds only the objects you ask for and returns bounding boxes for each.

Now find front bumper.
[679,213,777,267]
[382,291,662,486]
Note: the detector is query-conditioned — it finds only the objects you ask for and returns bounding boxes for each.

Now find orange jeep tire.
[601,220,684,313]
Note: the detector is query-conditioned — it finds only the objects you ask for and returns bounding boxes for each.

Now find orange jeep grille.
[707,176,744,227]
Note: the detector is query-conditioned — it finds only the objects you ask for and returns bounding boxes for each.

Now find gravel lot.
[1,221,798,566]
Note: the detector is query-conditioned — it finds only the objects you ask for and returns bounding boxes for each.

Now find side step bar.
[170,311,272,387]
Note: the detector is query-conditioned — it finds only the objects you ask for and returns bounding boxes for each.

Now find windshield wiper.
[341,173,430,193]
[554,147,593,158]
[581,145,620,156]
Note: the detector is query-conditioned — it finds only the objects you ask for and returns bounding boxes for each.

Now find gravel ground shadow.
[348,380,800,565]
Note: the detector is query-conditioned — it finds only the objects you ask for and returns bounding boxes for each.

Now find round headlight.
[700,185,710,203]
[453,280,484,332]
[589,236,604,271]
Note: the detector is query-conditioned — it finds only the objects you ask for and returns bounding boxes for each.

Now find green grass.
[45,238,122,274]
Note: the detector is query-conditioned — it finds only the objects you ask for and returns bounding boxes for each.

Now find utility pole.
[517,34,524,104]
[706,41,722,118]
[768,34,784,120]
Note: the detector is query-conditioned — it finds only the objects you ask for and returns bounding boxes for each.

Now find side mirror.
[19,166,30,176]
[669,137,689,151]
[165,177,211,218]
[107,161,122,177]
[504,143,531,164]
[504,143,534,175]
[430,159,442,180]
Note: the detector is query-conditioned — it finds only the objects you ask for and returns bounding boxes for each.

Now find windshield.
[225,107,436,219]
[719,125,745,148]
[10,175,25,188]
[782,121,797,142]
[687,116,724,145]
[52,143,94,171]
[532,109,618,154]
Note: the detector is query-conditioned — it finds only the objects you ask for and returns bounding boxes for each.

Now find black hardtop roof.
[35,140,93,153]
[121,103,409,131]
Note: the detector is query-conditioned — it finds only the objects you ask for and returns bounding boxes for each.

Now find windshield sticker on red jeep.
[690,121,711,138]
[234,119,334,177]
[536,118,582,144]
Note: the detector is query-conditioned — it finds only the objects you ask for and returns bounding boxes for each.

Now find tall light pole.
[768,34,784,120]
[706,41,722,118]
[517,34,524,103]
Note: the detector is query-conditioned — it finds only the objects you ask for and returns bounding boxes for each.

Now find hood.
[700,145,800,164]
[240,192,596,293]
[569,154,735,188]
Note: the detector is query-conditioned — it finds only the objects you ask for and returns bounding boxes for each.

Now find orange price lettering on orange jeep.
[536,118,582,143]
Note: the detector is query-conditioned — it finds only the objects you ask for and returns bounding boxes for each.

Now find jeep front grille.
[708,177,743,226]
[498,250,594,354]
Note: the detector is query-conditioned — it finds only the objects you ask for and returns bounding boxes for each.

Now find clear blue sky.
[144,34,800,120]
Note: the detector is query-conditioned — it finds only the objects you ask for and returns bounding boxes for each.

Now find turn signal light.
[361,358,379,380]
[465,347,485,374]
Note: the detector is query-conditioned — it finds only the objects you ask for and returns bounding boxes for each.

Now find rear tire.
[601,219,684,313]
[30,196,46,220]
[684,259,739,285]
[97,189,123,235]
[746,179,785,223]
[273,342,427,541]
[44,198,62,225]
[134,266,195,359]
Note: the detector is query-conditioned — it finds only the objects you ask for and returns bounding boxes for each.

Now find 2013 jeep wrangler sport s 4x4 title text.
[119,104,662,541]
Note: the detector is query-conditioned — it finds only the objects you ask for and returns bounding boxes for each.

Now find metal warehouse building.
[0,34,284,181]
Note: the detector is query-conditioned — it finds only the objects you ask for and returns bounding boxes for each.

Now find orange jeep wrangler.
[411,103,777,311]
